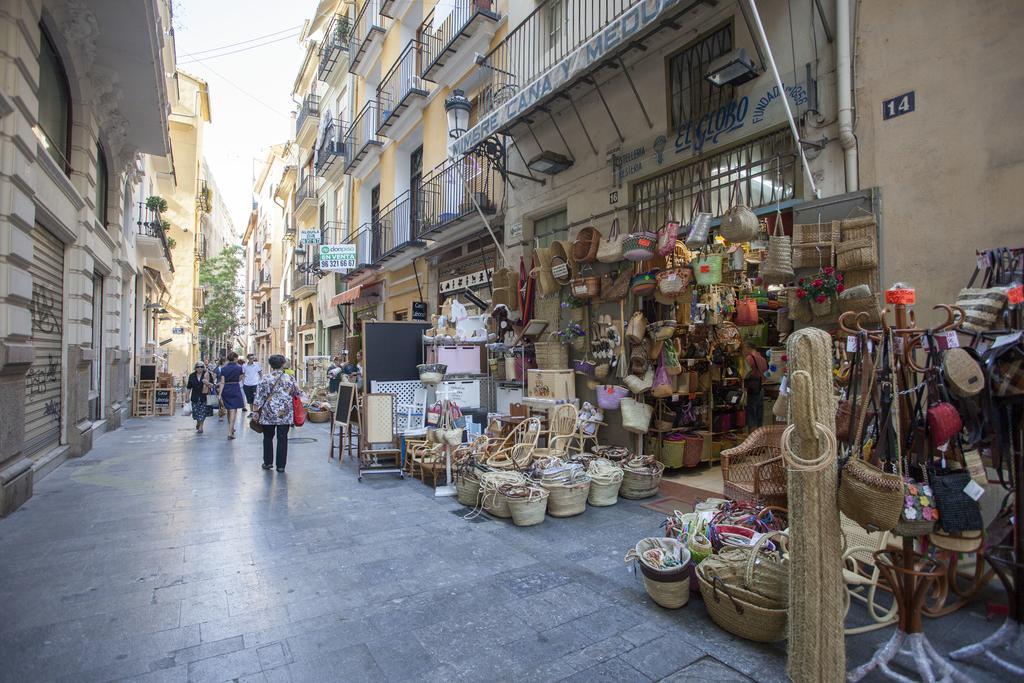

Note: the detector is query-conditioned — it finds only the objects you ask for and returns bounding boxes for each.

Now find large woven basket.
[792,242,833,270]
[840,215,875,242]
[479,471,527,519]
[542,479,591,517]
[587,475,622,506]
[534,341,568,370]
[502,485,549,527]
[792,220,840,245]
[620,459,665,499]
[455,475,480,507]
[307,409,331,423]
[697,563,787,642]
[627,538,693,609]
[836,237,877,271]
[837,285,881,324]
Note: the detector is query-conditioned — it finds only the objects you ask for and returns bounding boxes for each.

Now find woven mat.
[641,496,694,516]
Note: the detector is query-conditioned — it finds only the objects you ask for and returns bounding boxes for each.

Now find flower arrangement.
[553,321,585,345]
[795,267,844,304]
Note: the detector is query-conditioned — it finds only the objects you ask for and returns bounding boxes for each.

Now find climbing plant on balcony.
[198,245,244,343]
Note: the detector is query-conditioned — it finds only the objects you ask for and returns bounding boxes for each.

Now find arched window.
[37,24,72,173]
[95,143,108,223]
[305,303,314,323]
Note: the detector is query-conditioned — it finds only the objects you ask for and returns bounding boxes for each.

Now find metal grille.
[632,128,797,231]
[668,24,734,130]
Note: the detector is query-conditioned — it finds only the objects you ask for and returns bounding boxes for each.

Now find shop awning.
[330,286,361,307]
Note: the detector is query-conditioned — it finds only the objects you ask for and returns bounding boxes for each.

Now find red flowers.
[812,278,823,287]
[815,294,827,303]
[796,289,807,299]
[823,266,835,275]
[795,268,843,304]
[837,284,845,293]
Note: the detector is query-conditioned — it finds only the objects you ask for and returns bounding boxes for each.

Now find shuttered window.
[25,225,65,458]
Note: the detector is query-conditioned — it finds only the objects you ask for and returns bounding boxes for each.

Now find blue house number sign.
[882,91,915,120]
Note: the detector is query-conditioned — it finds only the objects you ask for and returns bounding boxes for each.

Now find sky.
[171,0,314,235]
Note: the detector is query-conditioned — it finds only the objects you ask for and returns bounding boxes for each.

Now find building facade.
[0,0,176,515]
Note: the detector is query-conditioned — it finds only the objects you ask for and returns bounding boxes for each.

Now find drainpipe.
[836,0,858,191]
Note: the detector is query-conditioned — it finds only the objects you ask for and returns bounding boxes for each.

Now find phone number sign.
[319,244,357,272]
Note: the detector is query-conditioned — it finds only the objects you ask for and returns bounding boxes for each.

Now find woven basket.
[643,575,690,609]
[762,218,794,285]
[842,268,877,292]
[479,471,527,519]
[623,231,657,261]
[647,320,677,341]
[838,458,903,532]
[455,475,480,507]
[307,409,331,423]
[587,478,621,506]
[571,226,601,263]
[542,479,591,517]
[692,253,723,285]
[837,285,881,324]
[697,564,787,642]
[792,220,840,245]
[502,485,549,527]
[840,215,875,242]
[550,240,574,285]
[534,294,561,325]
[534,341,568,370]
[620,459,665,499]
[836,237,877,271]
[626,538,693,609]
[792,242,833,270]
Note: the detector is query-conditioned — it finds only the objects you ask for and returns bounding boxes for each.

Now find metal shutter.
[24,225,65,458]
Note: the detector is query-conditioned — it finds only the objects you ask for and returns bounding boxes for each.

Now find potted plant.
[796,267,844,317]
[146,195,168,213]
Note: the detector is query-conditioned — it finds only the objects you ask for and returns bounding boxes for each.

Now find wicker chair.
[720,425,787,508]
[478,417,542,470]
[841,514,898,634]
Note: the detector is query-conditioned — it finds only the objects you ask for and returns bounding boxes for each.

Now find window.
[95,143,108,223]
[667,24,734,131]
[38,25,72,172]
[533,209,567,248]
[393,310,407,321]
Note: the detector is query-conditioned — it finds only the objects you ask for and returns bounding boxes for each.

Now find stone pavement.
[0,414,1006,682]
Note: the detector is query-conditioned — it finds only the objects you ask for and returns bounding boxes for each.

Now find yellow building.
[332,0,507,351]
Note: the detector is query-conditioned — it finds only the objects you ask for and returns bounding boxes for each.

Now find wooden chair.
[543,404,579,457]
[477,417,541,470]
[841,514,898,634]
[720,425,787,508]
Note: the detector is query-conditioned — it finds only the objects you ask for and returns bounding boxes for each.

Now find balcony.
[196,180,211,213]
[419,153,500,238]
[194,234,208,262]
[294,175,321,223]
[320,220,347,246]
[136,203,175,273]
[372,192,426,265]
[466,0,682,145]
[253,312,271,336]
[419,0,500,84]
[295,94,320,147]
[315,118,346,180]
[376,40,430,139]
[343,101,384,177]
[318,13,351,82]
[259,266,272,291]
[292,256,319,296]
[349,0,387,78]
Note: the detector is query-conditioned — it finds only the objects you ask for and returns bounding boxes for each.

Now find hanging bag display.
[657,214,680,257]
[626,310,648,344]
[761,207,794,285]
[596,385,629,410]
[664,339,682,376]
[549,240,574,286]
[734,298,758,327]
[692,249,723,286]
[651,351,676,398]
[621,397,654,433]
[630,270,659,297]
[600,267,632,301]
[719,179,758,243]
[571,225,602,263]
[685,186,712,248]
[622,215,657,262]
[596,216,625,263]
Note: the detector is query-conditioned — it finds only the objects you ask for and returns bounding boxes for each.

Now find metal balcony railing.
[320,220,347,246]
[318,13,352,80]
[343,101,383,174]
[419,0,499,80]
[377,40,429,134]
[254,312,271,333]
[295,175,321,210]
[194,234,208,261]
[315,119,346,176]
[295,94,320,137]
[136,202,175,271]
[196,180,211,213]
[370,191,419,262]
[476,1,653,121]
[260,266,272,287]
[292,259,318,291]
[419,153,500,237]
[349,0,387,73]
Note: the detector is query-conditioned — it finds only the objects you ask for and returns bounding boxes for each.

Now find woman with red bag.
[253,354,303,472]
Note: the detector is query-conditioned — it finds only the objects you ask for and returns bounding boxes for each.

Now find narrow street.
[0,415,1005,683]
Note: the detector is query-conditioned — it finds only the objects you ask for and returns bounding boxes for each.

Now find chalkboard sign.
[361,321,430,386]
[154,389,172,406]
[139,364,157,381]
[412,301,427,321]
[335,382,357,426]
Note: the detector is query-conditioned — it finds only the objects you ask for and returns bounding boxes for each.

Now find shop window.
[393,310,407,321]
[95,143,108,224]
[37,24,72,173]
[533,209,567,248]
[667,24,734,131]
[632,128,796,233]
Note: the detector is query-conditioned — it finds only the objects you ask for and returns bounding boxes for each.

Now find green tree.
[198,245,244,344]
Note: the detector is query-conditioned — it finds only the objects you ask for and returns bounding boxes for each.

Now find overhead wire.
[178,31,302,64]
[184,55,291,119]
[179,25,303,58]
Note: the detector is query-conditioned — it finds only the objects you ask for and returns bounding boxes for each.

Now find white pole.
[453,158,510,265]
[743,0,821,199]
[835,0,859,191]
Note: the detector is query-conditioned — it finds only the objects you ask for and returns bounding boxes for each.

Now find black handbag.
[929,464,983,533]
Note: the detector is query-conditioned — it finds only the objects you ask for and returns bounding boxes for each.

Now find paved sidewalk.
[0,414,1005,682]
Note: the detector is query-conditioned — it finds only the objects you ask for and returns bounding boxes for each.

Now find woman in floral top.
[254,354,302,472]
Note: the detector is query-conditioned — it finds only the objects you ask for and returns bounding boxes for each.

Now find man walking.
[242,353,262,412]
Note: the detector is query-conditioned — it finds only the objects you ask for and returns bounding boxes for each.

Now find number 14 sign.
[882,91,915,120]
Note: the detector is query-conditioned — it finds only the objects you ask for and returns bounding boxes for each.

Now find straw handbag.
[550,240,574,285]
[955,287,1008,333]
[531,247,559,297]
[596,217,624,263]
[692,251,723,286]
[621,397,653,433]
[837,285,881,324]
[943,348,985,397]
[600,267,631,301]
[719,180,758,244]
[761,210,794,285]
[626,311,648,344]
[836,237,878,271]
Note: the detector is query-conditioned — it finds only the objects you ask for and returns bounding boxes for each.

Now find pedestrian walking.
[185,362,216,434]
[742,341,768,429]
[214,359,227,421]
[253,354,301,472]
[242,353,262,411]
[327,355,343,393]
[218,351,246,439]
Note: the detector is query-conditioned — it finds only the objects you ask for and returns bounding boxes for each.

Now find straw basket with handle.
[625,537,693,609]
[571,226,601,263]
[587,458,623,506]
[500,484,549,526]
[761,209,794,285]
[620,456,664,498]
[541,478,591,517]
[533,340,568,370]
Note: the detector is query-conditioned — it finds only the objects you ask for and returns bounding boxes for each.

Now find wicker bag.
[596,217,624,263]
[542,479,590,517]
[943,348,985,397]
[761,211,794,285]
[955,287,1008,333]
[624,538,692,608]
[600,268,631,301]
[534,341,568,370]
[692,251,723,286]
[455,474,481,507]
[623,227,657,262]
[630,271,658,297]
[840,214,876,242]
[571,226,601,263]
[596,384,629,410]
[621,398,654,434]
[647,320,677,341]
[657,217,680,256]
[624,369,654,394]
[501,485,549,527]
[685,190,713,248]
[626,311,648,344]
[531,247,559,296]
[570,268,600,299]
[839,456,903,532]
[587,459,623,505]
[838,285,881,324]
[719,180,758,244]
[836,237,878,271]
[550,240,574,285]
[620,456,664,498]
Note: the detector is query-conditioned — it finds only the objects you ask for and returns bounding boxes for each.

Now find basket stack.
[836,214,879,276]
[500,484,549,527]
[791,220,839,270]
[479,471,527,518]
[620,457,665,499]
[586,459,623,506]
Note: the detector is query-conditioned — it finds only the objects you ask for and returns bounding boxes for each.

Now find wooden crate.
[133,388,155,416]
